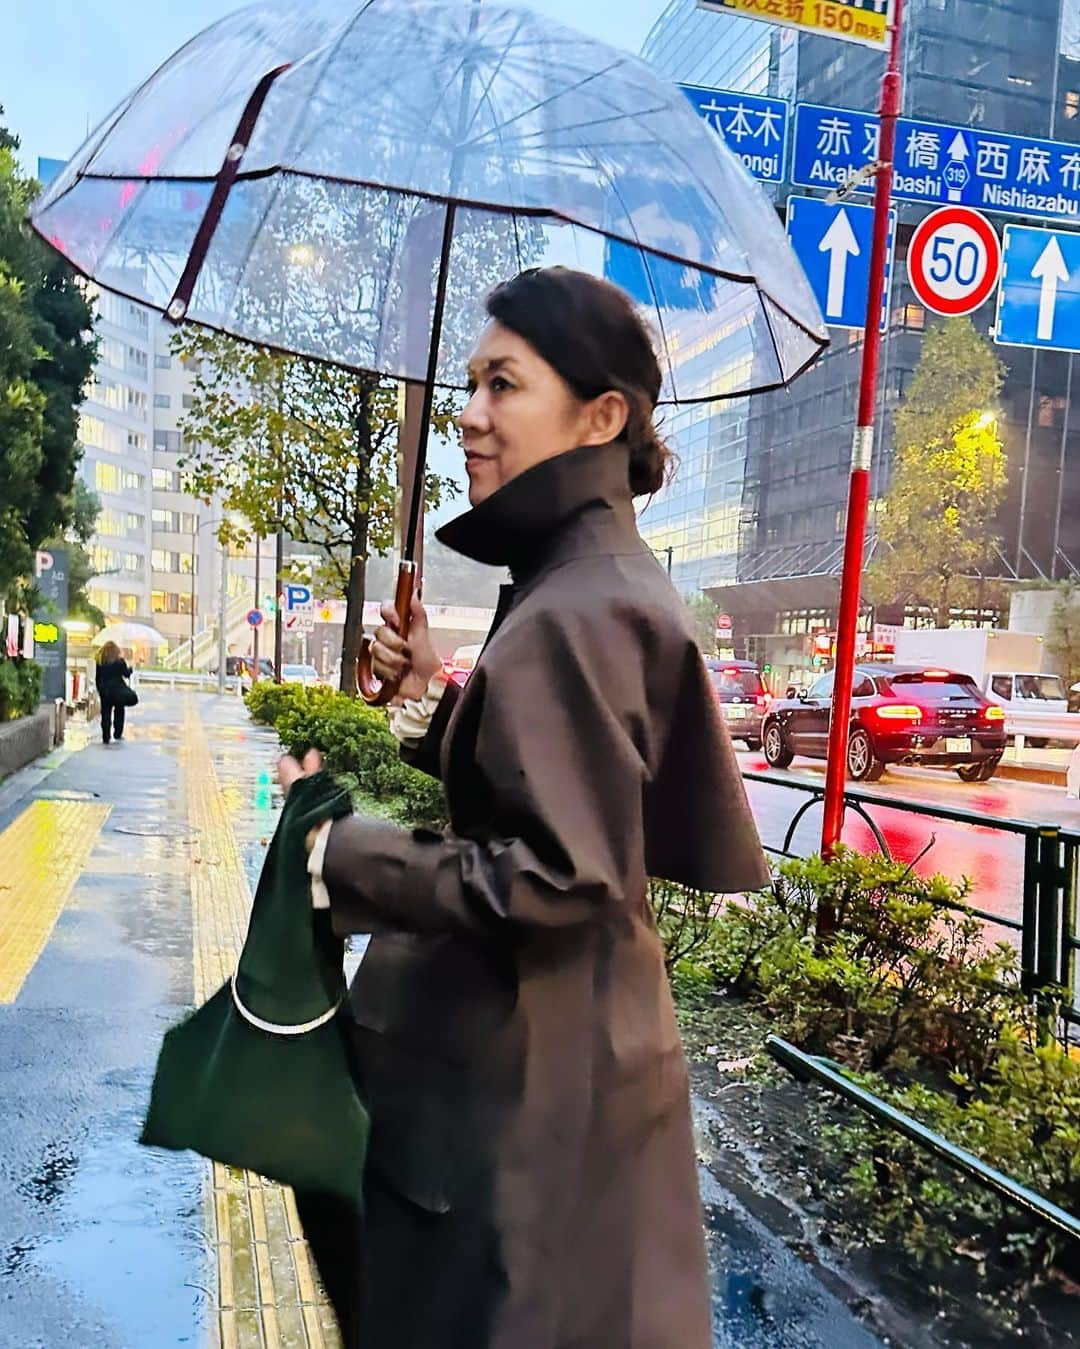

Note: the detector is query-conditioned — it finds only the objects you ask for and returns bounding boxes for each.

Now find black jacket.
[95,658,132,698]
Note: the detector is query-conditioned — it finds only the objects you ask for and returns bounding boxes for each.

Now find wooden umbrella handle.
[357,562,417,706]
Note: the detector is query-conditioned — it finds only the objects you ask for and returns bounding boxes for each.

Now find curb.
[995,762,1068,788]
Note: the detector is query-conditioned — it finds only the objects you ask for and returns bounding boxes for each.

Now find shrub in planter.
[245,682,447,828]
[700,848,1024,1076]
[0,657,43,721]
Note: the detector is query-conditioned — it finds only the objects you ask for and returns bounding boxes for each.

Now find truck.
[891,629,1069,744]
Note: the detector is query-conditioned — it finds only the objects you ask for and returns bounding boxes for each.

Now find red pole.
[820,0,905,871]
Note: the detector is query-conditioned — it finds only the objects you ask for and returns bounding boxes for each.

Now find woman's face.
[458,321,627,507]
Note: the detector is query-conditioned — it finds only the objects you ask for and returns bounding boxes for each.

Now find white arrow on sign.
[819,209,860,319]
[1031,235,1070,342]
[947,131,969,163]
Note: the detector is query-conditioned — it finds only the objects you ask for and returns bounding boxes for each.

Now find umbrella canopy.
[29,0,827,406]
[93,622,169,649]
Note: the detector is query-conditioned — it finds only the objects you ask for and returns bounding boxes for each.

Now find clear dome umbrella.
[30,0,827,696]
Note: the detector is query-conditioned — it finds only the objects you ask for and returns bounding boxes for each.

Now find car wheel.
[763,721,793,769]
[745,738,762,752]
[847,728,885,782]
[956,762,983,782]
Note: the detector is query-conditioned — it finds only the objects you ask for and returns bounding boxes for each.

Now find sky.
[3,0,664,174]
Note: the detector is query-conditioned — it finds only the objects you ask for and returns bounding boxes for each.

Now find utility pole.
[820,0,905,874]
[216,541,228,696]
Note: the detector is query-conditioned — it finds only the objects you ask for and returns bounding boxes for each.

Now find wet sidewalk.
[0,692,892,1348]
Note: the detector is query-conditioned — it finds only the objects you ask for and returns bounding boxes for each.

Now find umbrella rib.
[459,56,629,149]
[458,14,531,143]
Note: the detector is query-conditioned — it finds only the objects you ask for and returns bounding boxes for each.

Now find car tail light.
[922,669,951,680]
[984,705,1005,721]
[874,704,923,722]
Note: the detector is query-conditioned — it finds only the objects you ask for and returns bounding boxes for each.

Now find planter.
[0,703,62,782]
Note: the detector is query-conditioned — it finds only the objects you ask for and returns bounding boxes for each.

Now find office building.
[641,0,1080,683]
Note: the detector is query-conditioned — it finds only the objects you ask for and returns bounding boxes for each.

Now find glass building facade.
[641,0,1080,679]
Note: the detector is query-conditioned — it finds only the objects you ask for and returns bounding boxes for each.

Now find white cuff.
[388,670,449,745]
[307,819,333,910]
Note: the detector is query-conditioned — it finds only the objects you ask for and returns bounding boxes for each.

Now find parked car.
[761,663,1007,782]
[704,658,770,751]
[444,643,483,689]
[281,663,321,687]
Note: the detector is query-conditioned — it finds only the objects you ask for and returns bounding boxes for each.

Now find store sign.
[696,0,891,50]
[33,547,68,702]
[794,103,1080,223]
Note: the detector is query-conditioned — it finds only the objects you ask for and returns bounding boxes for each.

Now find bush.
[245,682,447,828]
[0,656,43,721]
[702,848,1024,1077]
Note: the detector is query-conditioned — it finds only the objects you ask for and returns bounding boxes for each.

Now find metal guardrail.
[767,1036,1080,1244]
[1008,714,1080,746]
[742,768,1080,1026]
[136,670,243,694]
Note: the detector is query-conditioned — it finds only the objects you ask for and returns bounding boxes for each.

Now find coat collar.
[435,443,641,579]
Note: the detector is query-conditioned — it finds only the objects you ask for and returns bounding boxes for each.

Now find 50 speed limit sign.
[907,206,1001,316]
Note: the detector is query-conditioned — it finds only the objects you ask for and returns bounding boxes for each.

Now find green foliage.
[649,877,723,973]
[0,118,96,602]
[702,849,1023,1076]
[682,592,719,655]
[676,846,1080,1271]
[866,318,1008,625]
[1046,579,1080,691]
[246,681,447,828]
[0,656,42,720]
[174,329,457,693]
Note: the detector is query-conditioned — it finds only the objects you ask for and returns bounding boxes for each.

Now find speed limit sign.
[907,206,1001,317]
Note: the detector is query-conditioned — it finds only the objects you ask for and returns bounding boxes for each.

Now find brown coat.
[321,443,769,1348]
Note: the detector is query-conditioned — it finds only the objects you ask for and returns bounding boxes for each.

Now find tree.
[865,318,1008,627]
[683,592,719,654]
[1046,580,1080,693]
[0,114,96,603]
[175,330,458,693]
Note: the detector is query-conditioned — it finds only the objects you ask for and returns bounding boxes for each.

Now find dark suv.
[761,664,1007,782]
[705,659,770,751]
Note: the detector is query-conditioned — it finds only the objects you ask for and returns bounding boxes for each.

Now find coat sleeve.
[322,608,649,937]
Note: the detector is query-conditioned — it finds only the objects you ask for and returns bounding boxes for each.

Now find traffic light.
[762,663,772,676]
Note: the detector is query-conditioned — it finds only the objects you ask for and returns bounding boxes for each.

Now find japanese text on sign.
[696,0,891,51]
[680,85,789,183]
[794,103,1080,223]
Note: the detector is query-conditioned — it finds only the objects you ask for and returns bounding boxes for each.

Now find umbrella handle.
[357,562,416,706]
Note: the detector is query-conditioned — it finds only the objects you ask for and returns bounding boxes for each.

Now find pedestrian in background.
[280,267,769,1349]
[95,640,134,745]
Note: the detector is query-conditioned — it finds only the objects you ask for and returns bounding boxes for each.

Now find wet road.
[737,750,1080,946]
[0,693,895,1348]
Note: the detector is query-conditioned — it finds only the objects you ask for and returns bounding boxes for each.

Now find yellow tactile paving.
[181,699,341,1349]
[0,798,110,1003]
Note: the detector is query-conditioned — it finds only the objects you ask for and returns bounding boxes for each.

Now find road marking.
[181,699,340,1349]
[0,799,110,1003]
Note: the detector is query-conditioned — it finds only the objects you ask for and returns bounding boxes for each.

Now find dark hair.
[485,267,672,496]
[97,640,121,664]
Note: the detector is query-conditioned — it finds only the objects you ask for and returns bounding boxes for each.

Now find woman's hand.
[370,594,440,702]
[276,747,323,797]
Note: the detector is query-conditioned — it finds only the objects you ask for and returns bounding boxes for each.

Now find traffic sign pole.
[820,0,905,877]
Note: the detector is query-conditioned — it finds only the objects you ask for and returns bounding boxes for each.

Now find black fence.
[741,769,1080,1029]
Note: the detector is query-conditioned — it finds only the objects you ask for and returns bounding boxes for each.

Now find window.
[95,461,120,493]
[79,414,107,449]
[90,545,119,573]
[182,394,196,409]
[89,376,123,410]
[154,393,171,409]
[851,675,875,699]
[808,673,835,701]
[152,550,196,574]
[126,388,148,420]
[126,512,144,534]
[153,429,182,451]
[125,345,148,377]
[154,354,172,369]
[118,594,139,617]
[990,674,1013,700]
[127,431,147,452]
[122,470,144,494]
[97,508,127,537]
[121,552,142,574]
[153,468,181,491]
[1065,90,1080,121]
[152,590,195,615]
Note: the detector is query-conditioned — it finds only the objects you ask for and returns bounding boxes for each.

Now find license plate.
[945,738,971,754]
[724,705,745,720]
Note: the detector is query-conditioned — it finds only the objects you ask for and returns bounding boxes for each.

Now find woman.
[280,267,770,1348]
[95,640,133,745]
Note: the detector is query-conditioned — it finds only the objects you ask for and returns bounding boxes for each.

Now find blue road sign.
[679,84,789,184]
[994,224,1080,352]
[793,103,1080,225]
[283,583,312,612]
[785,195,895,332]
